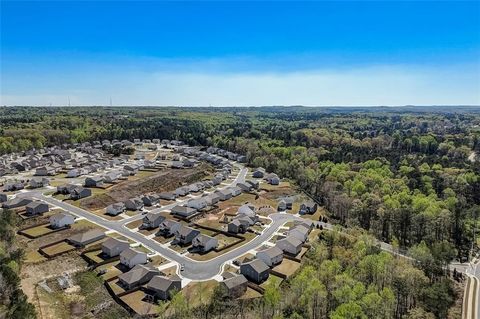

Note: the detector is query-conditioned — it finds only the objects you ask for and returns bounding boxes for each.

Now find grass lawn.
[161,266,178,276]
[108,279,127,295]
[24,249,47,263]
[97,261,123,280]
[120,290,160,316]
[182,280,218,307]
[240,287,262,299]
[260,274,283,289]
[41,241,77,256]
[260,181,291,191]
[126,219,143,229]
[272,259,302,278]
[84,249,105,263]
[21,224,57,237]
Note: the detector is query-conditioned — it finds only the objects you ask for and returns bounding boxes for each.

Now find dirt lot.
[79,163,213,211]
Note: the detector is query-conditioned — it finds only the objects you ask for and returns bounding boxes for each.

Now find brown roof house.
[68,229,105,247]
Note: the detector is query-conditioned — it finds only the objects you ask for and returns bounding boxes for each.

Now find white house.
[120,248,148,268]
[49,213,75,229]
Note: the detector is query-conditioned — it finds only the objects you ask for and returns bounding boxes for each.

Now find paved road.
[463,259,480,319]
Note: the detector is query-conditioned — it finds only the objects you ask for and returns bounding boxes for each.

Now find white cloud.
[1,64,479,106]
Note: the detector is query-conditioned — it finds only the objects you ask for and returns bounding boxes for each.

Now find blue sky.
[1,1,479,106]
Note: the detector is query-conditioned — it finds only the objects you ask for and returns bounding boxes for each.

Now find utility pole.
[110,96,112,107]
[68,96,71,107]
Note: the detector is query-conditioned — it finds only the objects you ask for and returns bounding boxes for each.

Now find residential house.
[57,183,76,194]
[102,238,130,257]
[35,166,56,176]
[240,259,270,284]
[215,188,232,201]
[29,177,49,188]
[230,186,242,197]
[237,204,256,218]
[103,171,121,183]
[159,192,176,201]
[146,275,182,300]
[288,225,309,242]
[2,197,32,209]
[186,198,207,210]
[228,219,248,234]
[142,194,161,207]
[4,182,24,192]
[256,246,283,267]
[67,229,105,247]
[84,176,104,187]
[171,205,197,218]
[26,201,49,215]
[124,197,144,211]
[157,220,181,237]
[192,234,218,253]
[174,226,200,245]
[252,168,265,178]
[118,264,160,290]
[142,213,165,229]
[106,202,126,216]
[49,213,75,228]
[120,248,148,268]
[236,182,253,192]
[174,186,190,197]
[0,193,7,203]
[70,186,92,200]
[220,274,248,298]
[275,236,303,256]
[265,173,280,185]
[299,201,318,215]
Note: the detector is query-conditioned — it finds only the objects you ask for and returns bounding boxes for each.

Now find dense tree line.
[0,209,36,318]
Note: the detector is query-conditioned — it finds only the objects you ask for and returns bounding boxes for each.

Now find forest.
[1,106,479,318]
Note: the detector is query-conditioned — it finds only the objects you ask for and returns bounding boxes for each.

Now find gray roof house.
[26,201,49,215]
[57,183,77,194]
[192,234,218,253]
[146,275,182,300]
[70,186,92,200]
[174,226,200,245]
[142,194,161,207]
[84,176,104,187]
[67,229,105,247]
[299,201,318,215]
[124,197,144,211]
[157,220,181,237]
[287,225,309,242]
[29,177,50,188]
[118,264,160,290]
[215,188,232,201]
[2,197,32,209]
[142,213,165,229]
[240,259,270,284]
[220,274,248,298]
[120,248,148,268]
[159,192,176,201]
[102,238,130,257]
[106,202,126,216]
[49,213,75,229]
[256,246,283,267]
[171,205,197,218]
[228,219,248,234]
[0,193,7,203]
[186,198,207,210]
[174,186,190,197]
[276,236,303,256]
[252,168,265,178]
